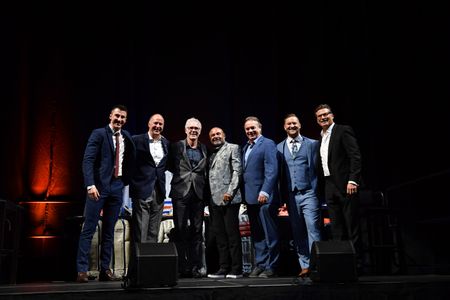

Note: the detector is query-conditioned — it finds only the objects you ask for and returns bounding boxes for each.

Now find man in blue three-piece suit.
[76,104,136,283]
[241,116,280,278]
[277,113,321,279]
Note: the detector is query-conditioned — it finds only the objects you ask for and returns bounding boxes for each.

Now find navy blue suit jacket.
[130,134,170,201]
[82,126,135,191]
[241,135,279,205]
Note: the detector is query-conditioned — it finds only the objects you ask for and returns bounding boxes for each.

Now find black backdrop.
[1,1,450,278]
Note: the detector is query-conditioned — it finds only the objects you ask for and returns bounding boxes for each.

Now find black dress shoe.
[99,269,120,281]
[76,272,89,283]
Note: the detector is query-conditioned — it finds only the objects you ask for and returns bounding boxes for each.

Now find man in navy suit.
[130,113,170,243]
[315,104,362,262]
[277,113,321,278]
[76,104,136,283]
[241,116,280,278]
[168,117,208,278]
[124,114,170,286]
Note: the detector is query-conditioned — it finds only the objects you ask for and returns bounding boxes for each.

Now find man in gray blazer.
[168,117,208,278]
[206,127,243,279]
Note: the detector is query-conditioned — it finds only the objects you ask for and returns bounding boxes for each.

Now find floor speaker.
[309,240,357,282]
[134,242,178,287]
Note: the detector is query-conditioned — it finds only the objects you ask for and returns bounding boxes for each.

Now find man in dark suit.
[168,117,208,278]
[241,116,280,278]
[76,104,136,283]
[277,113,321,278]
[130,113,170,243]
[124,114,170,286]
[314,104,362,260]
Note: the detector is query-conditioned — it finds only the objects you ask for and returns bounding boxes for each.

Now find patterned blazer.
[208,142,242,206]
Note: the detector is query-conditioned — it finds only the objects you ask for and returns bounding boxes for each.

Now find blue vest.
[284,142,312,192]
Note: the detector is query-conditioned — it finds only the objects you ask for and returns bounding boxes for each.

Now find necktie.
[114,132,120,178]
[244,142,254,166]
[291,140,298,157]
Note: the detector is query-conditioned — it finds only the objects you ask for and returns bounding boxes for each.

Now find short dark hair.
[284,113,299,121]
[111,104,128,113]
[314,104,332,114]
[244,116,262,129]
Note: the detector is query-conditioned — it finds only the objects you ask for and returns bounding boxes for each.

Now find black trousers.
[208,203,242,274]
[172,188,205,272]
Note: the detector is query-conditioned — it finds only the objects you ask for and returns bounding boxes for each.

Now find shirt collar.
[248,135,262,146]
[287,135,302,144]
[321,123,335,137]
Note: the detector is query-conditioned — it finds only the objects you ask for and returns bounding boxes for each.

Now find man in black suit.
[168,117,208,278]
[314,104,362,261]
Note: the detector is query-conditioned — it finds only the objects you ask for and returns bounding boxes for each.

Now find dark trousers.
[172,188,205,272]
[76,178,124,272]
[209,204,242,274]
[131,185,164,243]
[324,177,361,255]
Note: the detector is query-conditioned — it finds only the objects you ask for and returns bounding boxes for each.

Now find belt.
[293,187,308,194]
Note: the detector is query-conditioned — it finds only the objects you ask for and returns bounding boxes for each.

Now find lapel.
[244,136,262,169]
[283,139,291,160]
[144,134,157,165]
[211,142,227,169]
[161,137,169,156]
[181,139,206,170]
[106,126,115,154]
[328,124,337,162]
[181,139,191,168]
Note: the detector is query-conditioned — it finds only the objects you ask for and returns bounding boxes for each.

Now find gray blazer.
[208,142,242,206]
[168,139,208,200]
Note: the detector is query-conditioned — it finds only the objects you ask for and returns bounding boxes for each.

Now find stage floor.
[1,274,450,300]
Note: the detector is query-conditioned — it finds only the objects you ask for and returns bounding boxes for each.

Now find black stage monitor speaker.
[134,242,178,287]
[309,240,357,282]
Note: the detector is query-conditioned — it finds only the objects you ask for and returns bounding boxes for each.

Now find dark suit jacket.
[168,139,208,200]
[129,133,170,201]
[241,135,279,205]
[82,126,135,191]
[317,123,362,194]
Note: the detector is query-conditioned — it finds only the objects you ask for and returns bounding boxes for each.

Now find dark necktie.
[291,140,298,157]
[114,132,120,178]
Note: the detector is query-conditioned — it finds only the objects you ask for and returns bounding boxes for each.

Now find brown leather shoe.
[76,272,89,283]
[298,268,310,278]
[99,269,120,281]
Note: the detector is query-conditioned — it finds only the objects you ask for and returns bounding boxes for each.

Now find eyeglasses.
[316,111,332,118]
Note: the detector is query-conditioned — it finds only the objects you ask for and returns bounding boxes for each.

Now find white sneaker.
[226,273,243,279]
[207,269,227,279]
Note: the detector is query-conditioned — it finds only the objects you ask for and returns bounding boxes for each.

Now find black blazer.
[168,139,208,200]
[317,123,362,194]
